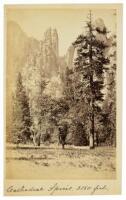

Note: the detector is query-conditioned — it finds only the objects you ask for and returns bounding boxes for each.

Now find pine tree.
[12,73,32,143]
[73,11,110,148]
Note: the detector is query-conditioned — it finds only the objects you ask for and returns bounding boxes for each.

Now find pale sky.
[6,5,116,56]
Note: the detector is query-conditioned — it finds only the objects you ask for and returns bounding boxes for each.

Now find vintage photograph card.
[4,4,122,195]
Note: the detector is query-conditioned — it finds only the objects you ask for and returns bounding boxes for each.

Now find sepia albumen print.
[5,4,122,195]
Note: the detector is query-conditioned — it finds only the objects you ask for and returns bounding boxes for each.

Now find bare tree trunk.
[96,132,99,146]
[89,134,94,149]
[89,73,95,149]
[33,133,41,146]
[89,110,94,149]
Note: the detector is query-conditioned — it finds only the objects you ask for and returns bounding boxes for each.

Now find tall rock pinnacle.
[52,28,59,57]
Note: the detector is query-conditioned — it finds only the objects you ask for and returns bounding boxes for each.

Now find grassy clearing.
[6,145,116,180]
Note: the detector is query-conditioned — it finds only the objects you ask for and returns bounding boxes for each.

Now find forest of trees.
[9,12,116,149]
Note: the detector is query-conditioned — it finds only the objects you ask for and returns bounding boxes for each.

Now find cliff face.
[7,21,29,91]
[7,22,61,81]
